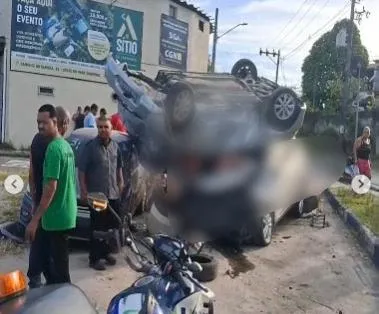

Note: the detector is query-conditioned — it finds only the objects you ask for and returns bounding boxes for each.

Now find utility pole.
[340,0,370,133]
[259,49,281,84]
[211,8,219,73]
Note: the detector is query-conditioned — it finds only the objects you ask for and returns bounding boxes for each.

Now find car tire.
[291,199,305,218]
[189,253,218,282]
[290,196,319,218]
[165,82,195,131]
[253,213,274,246]
[231,59,258,82]
[266,87,301,131]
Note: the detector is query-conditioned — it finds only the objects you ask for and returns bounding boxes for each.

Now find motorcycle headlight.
[0,270,27,304]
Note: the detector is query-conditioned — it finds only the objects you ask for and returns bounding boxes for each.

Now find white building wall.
[0,0,210,148]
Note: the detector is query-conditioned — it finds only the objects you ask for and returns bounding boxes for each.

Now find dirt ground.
[0,156,379,313]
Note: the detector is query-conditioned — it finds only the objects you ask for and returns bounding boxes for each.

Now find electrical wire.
[272,0,311,46]
[283,2,350,60]
[276,0,319,48]
[282,0,331,50]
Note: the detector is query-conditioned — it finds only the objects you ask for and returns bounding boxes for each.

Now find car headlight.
[0,270,27,304]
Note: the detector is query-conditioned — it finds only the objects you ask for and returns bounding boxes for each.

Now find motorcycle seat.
[0,283,98,314]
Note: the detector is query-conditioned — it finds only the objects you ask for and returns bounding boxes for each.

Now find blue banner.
[159,14,188,71]
[10,0,144,82]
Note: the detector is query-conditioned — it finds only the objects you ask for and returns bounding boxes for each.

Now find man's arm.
[32,180,57,221]
[28,155,36,205]
[31,145,60,222]
[116,145,125,193]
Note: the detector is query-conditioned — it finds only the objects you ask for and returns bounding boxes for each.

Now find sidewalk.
[371,169,379,191]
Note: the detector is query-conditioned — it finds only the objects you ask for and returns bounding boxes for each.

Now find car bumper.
[1,192,92,242]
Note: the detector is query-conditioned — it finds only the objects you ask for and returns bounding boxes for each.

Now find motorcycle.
[86,192,215,314]
[108,233,215,314]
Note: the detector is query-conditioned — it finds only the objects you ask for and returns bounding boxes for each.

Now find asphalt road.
[0,156,378,313]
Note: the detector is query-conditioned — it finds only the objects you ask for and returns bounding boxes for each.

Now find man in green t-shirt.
[25,104,77,284]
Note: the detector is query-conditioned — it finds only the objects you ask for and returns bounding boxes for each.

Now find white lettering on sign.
[16,14,43,26]
[116,39,138,55]
[36,0,53,7]
[17,0,52,7]
[169,32,181,42]
[23,5,38,14]
[18,0,35,5]
[165,50,182,61]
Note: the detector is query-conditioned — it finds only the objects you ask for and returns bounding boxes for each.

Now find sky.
[186,0,379,93]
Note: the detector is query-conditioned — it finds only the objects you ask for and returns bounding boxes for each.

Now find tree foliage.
[301,19,369,113]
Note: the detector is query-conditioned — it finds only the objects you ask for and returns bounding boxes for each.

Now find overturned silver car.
[104,55,342,244]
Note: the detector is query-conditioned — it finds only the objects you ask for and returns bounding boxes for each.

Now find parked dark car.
[0,128,153,242]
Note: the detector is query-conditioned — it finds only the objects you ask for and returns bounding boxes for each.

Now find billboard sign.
[10,0,144,82]
[159,14,188,71]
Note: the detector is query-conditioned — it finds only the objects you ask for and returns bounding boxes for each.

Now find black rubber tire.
[265,87,301,132]
[252,213,274,247]
[165,82,195,131]
[231,59,258,81]
[290,196,319,218]
[190,253,218,282]
[303,196,319,212]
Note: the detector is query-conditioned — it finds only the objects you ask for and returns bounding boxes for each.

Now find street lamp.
[217,23,248,40]
[210,8,248,72]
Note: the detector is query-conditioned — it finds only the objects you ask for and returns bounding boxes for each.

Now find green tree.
[301,19,369,113]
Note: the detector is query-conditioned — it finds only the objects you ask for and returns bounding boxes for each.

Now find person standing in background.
[26,104,77,284]
[79,116,124,271]
[73,106,85,130]
[100,108,107,119]
[84,103,98,128]
[353,126,372,179]
[27,106,70,288]
[84,106,90,116]
[97,108,107,124]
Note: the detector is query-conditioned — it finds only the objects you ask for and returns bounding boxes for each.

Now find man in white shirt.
[84,104,98,128]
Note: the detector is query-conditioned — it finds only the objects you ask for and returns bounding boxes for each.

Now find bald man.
[27,105,71,288]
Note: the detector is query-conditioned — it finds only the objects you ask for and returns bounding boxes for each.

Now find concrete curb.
[324,189,379,268]
[0,150,29,158]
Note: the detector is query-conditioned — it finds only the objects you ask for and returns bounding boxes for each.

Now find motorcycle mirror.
[188,262,203,273]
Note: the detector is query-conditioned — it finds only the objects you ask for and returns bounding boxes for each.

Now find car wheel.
[266,87,301,131]
[189,253,218,282]
[254,213,274,246]
[295,199,305,218]
[231,59,258,82]
[165,82,195,131]
[290,196,319,218]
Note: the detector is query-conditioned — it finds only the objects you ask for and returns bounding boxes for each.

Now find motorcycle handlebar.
[173,270,191,295]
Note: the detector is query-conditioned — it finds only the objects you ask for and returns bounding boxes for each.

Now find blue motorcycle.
[86,192,215,314]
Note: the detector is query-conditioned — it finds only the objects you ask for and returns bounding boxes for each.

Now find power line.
[272,0,310,46]
[282,0,331,50]
[276,0,319,47]
[283,2,350,60]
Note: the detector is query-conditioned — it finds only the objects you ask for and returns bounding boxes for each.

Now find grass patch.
[333,187,379,234]
[0,239,24,256]
[0,142,15,150]
[0,194,23,223]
